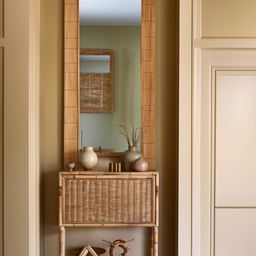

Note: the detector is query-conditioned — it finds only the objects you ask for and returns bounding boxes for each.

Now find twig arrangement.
[118,121,141,148]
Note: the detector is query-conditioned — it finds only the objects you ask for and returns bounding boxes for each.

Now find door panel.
[215,209,256,256]
[193,49,256,256]
[215,71,256,207]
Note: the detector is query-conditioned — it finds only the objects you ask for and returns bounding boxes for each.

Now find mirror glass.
[79,0,141,152]
[80,55,111,73]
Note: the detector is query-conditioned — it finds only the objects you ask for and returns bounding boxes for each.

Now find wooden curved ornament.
[103,239,134,256]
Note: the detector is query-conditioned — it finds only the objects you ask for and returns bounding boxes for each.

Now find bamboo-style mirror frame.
[64,0,156,169]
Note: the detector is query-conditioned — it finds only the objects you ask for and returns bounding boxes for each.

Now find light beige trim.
[178,0,192,255]
[193,0,202,39]
[3,0,40,255]
[194,38,256,49]
[180,0,256,254]
[28,0,40,255]
[195,49,256,256]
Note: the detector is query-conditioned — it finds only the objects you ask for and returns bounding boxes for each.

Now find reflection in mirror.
[80,55,110,73]
[80,49,114,114]
[79,0,141,152]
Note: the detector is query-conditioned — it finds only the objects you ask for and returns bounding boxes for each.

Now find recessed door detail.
[194,50,256,256]
[215,71,256,207]
[215,209,256,256]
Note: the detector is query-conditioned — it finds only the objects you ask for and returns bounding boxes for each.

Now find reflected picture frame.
[80,48,114,113]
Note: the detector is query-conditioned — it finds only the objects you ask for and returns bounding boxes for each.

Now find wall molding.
[178,0,192,255]
[28,0,40,255]
[194,38,256,49]
[179,0,256,255]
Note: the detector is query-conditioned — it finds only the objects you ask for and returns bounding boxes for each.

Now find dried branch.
[118,121,141,148]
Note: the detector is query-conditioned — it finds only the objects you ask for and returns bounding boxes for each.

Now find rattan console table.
[59,171,159,256]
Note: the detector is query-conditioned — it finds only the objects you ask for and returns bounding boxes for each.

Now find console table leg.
[60,227,66,256]
[151,226,158,256]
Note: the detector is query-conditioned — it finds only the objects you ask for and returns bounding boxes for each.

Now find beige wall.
[203,0,256,37]
[40,0,63,255]
[157,0,178,254]
[3,1,30,255]
[1,0,40,255]
[0,45,3,256]
[40,0,256,255]
[41,0,178,256]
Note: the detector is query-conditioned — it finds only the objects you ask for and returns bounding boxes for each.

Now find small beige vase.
[80,147,98,170]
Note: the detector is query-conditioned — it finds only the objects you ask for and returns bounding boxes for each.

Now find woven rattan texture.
[63,178,153,224]
[80,73,113,113]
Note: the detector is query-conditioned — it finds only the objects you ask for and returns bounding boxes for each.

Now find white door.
[194,50,256,256]
[179,1,256,256]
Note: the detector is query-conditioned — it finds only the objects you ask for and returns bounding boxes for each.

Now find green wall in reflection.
[80,25,141,152]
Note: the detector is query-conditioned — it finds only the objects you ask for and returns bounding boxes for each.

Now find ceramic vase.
[133,158,149,172]
[80,147,98,170]
[123,146,142,172]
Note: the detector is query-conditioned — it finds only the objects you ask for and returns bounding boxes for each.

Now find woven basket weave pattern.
[63,178,153,224]
[80,73,113,113]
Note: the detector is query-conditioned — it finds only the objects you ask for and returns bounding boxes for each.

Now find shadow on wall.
[40,0,64,254]
[157,0,179,255]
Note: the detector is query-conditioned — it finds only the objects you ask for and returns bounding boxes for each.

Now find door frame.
[28,0,40,255]
[178,0,192,255]
[178,0,256,255]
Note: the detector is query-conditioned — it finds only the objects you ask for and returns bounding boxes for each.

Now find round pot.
[80,147,98,170]
[133,158,149,172]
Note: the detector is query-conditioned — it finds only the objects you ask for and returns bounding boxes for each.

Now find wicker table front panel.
[61,176,155,225]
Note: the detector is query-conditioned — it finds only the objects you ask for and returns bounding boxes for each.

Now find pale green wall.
[80,26,141,152]
[80,59,110,73]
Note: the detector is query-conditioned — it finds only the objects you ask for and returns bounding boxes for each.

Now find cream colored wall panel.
[0,0,3,38]
[215,71,256,207]
[202,0,256,38]
[0,47,3,256]
[215,209,256,256]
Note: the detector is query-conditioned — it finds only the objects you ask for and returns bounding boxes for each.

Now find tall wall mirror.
[64,0,156,169]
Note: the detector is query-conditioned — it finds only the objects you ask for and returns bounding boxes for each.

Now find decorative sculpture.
[103,239,134,256]
[78,245,98,256]
[66,161,76,172]
[69,246,106,256]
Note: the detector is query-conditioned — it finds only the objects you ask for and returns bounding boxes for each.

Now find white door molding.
[179,0,256,255]
[178,0,192,255]
[28,0,40,255]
